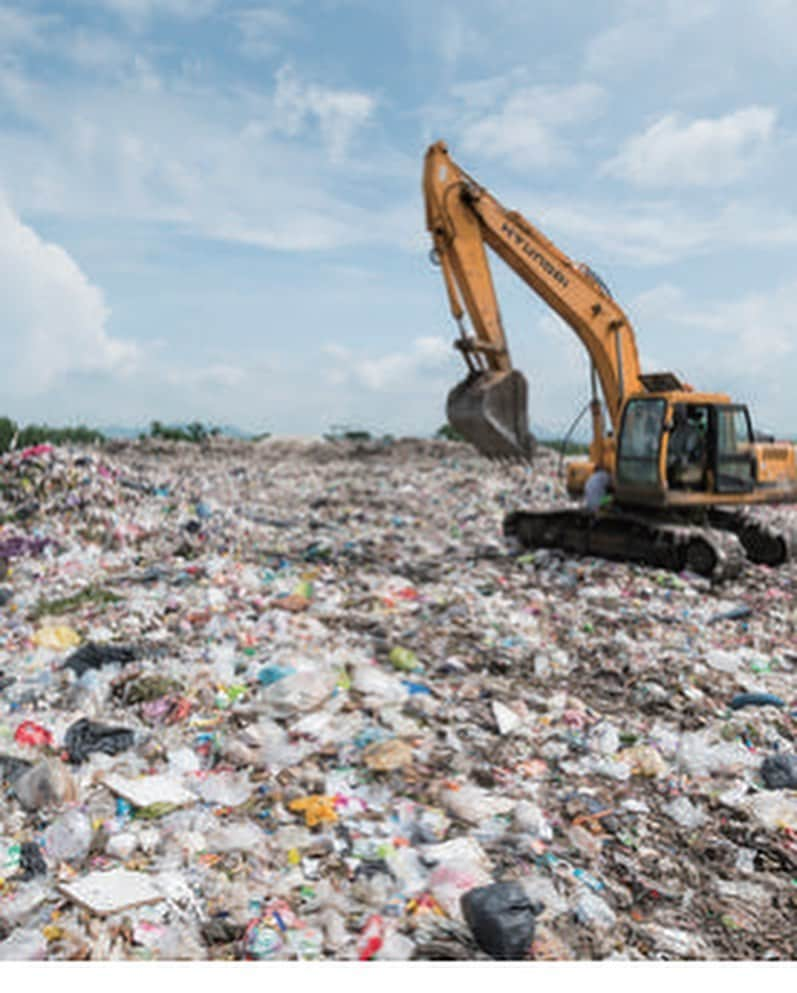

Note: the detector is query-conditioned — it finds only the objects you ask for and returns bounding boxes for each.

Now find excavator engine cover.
[446,369,535,460]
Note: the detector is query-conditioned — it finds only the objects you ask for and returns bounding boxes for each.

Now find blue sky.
[1,0,796,438]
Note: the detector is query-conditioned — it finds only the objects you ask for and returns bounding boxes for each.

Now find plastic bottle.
[244,920,283,960]
[573,889,617,931]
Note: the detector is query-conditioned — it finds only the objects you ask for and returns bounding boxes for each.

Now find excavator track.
[708,508,797,567]
[503,507,746,581]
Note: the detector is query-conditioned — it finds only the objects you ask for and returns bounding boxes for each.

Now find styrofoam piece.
[57,868,164,916]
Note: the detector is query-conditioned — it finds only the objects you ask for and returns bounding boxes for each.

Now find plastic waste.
[729,692,785,711]
[760,753,797,790]
[194,771,252,808]
[288,795,338,827]
[664,796,707,830]
[43,808,93,863]
[388,646,422,673]
[0,754,33,785]
[708,605,753,624]
[32,625,81,650]
[0,435,794,962]
[18,841,47,880]
[356,914,385,960]
[573,889,617,931]
[461,882,539,960]
[13,720,54,748]
[63,641,139,677]
[13,760,77,811]
[0,928,48,961]
[64,717,136,764]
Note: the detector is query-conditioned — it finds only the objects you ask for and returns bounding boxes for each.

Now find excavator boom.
[424,141,644,462]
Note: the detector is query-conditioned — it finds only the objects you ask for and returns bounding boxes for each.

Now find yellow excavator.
[423,141,797,579]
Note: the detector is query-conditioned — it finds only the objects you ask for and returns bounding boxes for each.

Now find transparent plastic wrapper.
[43,807,93,863]
[350,663,409,704]
[261,667,338,718]
[440,784,514,826]
[0,927,48,961]
[13,760,77,811]
[573,889,617,931]
[422,837,493,920]
[676,732,755,778]
[663,796,707,830]
[192,771,253,807]
[743,792,797,831]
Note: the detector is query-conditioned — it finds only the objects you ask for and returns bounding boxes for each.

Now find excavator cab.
[446,368,535,460]
[615,396,758,502]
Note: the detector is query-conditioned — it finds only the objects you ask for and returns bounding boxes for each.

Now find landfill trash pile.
[0,437,794,961]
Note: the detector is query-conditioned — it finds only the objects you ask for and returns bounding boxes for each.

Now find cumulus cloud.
[518,190,797,267]
[613,277,797,429]
[0,191,139,393]
[585,1,717,76]
[323,337,452,392]
[0,57,385,253]
[603,107,776,188]
[273,66,376,163]
[458,83,606,171]
[678,280,796,371]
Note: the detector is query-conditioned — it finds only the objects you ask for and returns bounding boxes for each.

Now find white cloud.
[323,336,452,392]
[234,7,296,58]
[458,84,606,171]
[586,0,797,79]
[273,65,376,163]
[585,1,718,76]
[61,30,132,71]
[678,281,795,371]
[615,276,797,430]
[628,283,686,321]
[520,192,797,267]
[89,0,218,22]
[165,363,247,389]
[0,6,55,49]
[604,107,776,187]
[0,59,387,252]
[0,190,139,393]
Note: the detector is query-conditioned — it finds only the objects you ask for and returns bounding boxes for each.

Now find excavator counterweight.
[446,369,535,460]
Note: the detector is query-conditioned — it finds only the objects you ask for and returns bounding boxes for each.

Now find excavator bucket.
[446,369,535,460]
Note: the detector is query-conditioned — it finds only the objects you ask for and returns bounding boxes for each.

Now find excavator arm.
[424,140,645,462]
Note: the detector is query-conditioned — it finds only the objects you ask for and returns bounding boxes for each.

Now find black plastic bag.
[761,753,797,790]
[64,718,135,764]
[63,642,138,678]
[461,882,540,960]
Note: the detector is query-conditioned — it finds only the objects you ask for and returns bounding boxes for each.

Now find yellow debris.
[288,795,338,827]
[33,626,81,651]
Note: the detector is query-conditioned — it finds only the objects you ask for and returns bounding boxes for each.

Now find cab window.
[715,406,754,492]
[617,399,664,486]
